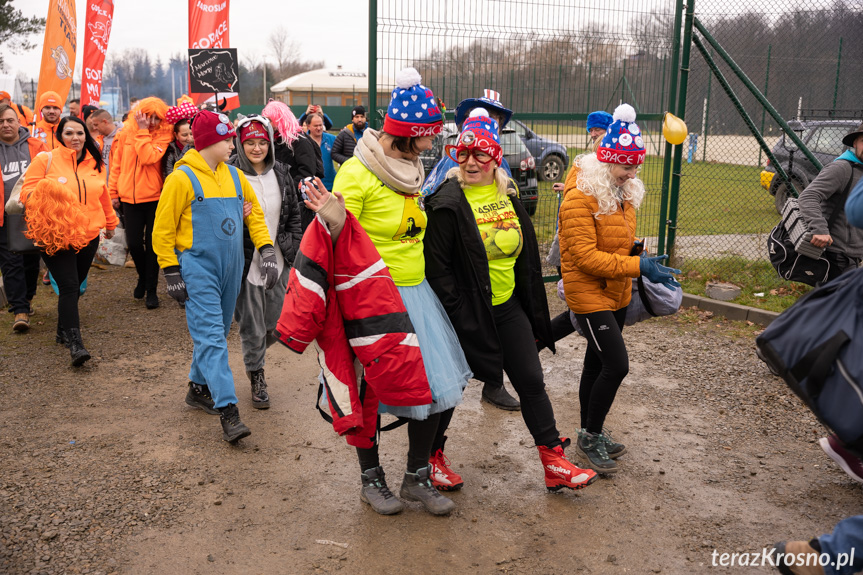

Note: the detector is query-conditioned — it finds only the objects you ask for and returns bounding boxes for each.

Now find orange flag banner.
[188,0,231,107]
[82,0,114,107]
[36,0,78,110]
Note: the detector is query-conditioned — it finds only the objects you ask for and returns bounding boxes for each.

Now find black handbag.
[4,212,41,254]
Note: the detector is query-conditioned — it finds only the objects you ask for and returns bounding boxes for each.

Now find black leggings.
[122,201,160,291]
[357,412,443,474]
[574,307,628,434]
[42,237,100,330]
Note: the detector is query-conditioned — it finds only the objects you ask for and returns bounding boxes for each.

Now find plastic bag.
[96,228,127,266]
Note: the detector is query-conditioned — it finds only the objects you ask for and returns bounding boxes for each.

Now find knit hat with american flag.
[455,89,513,129]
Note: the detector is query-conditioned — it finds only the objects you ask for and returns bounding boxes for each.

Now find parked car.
[761,119,858,213]
[509,119,570,182]
[420,123,539,214]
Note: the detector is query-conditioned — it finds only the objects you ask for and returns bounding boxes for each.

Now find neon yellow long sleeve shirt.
[152,149,272,269]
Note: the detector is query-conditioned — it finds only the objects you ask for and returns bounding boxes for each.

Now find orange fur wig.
[123,97,175,148]
[24,179,92,255]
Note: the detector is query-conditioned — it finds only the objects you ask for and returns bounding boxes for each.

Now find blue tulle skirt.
[379,279,472,420]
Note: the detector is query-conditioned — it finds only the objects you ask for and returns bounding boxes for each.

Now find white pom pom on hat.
[395,67,423,89]
[613,103,637,123]
[468,107,490,119]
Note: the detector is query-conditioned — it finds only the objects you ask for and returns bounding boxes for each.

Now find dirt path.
[1,264,861,574]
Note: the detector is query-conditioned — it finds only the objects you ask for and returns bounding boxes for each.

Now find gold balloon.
[663,112,688,145]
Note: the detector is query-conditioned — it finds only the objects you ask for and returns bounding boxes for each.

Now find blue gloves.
[639,255,681,291]
[260,245,278,290]
[163,266,188,303]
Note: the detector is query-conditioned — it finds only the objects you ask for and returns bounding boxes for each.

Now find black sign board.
[188,48,240,93]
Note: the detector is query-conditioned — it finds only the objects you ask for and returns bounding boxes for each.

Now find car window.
[808,125,850,156]
[500,131,528,156]
[511,121,528,138]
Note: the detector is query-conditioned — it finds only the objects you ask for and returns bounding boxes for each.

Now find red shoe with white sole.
[429,448,464,491]
[538,440,598,492]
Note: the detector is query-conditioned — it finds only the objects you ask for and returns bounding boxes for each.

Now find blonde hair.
[24,179,92,255]
[574,152,645,217]
[446,165,516,199]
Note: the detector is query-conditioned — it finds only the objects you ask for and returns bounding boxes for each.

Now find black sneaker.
[360,467,404,515]
[218,403,251,443]
[577,430,619,474]
[185,382,219,415]
[598,427,627,459]
[133,278,145,299]
[248,369,270,409]
[481,382,521,411]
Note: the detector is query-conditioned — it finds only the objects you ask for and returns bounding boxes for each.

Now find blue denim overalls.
[176,165,244,408]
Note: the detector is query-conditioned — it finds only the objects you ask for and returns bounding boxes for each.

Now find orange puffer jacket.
[21,147,119,242]
[107,126,172,204]
[558,165,641,314]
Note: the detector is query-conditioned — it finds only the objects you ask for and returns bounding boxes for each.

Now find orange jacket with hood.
[108,97,174,204]
[32,91,63,150]
[21,146,119,242]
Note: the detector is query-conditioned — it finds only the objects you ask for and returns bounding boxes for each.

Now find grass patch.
[677,256,810,313]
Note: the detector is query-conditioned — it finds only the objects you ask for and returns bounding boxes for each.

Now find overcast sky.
[5,0,371,79]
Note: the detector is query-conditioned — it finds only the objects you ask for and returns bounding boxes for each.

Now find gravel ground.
[1,264,861,574]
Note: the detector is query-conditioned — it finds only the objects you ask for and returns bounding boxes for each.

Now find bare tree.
[268,26,296,77]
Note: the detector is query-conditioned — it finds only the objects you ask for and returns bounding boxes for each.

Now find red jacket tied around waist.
[274,211,431,448]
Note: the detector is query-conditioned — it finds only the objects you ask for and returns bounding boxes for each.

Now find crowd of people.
[1,72,862,570]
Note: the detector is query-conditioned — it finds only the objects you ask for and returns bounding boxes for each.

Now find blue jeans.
[821,515,863,575]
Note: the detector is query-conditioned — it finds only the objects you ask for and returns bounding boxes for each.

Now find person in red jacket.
[108,97,173,309]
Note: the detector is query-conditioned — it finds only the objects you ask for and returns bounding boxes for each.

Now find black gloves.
[260,245,278,290]
[164,266,188,302]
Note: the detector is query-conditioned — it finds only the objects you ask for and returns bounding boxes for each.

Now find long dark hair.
[57,116,104,173]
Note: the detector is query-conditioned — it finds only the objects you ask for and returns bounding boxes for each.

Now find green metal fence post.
[620,58,627,105]
[509,70,514,110]
[691,36,790,186]
[657,0,685,257]
[665,0,695,259]
[556,65,563,114]
[702,48,712,162]
[758,44,771,166]
[368,0,377,128]
[693,17,822,171]
[832,37,843,110]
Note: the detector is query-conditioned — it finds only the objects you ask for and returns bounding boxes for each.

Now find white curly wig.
[574,152,645,218]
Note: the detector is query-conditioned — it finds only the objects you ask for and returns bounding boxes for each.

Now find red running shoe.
[429,448,464,491]
[819,434,863,484]
[538,441,598,492]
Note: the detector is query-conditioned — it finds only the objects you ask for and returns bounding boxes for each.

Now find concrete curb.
[681,293,780,327]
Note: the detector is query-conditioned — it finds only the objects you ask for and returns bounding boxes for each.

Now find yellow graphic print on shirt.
[391,194,426,243]
[476,199,523,260]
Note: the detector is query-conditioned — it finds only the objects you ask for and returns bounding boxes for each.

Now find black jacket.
[331,124,366,165]
[423,177,554,386]
[228,158,302,283]
[273,132,323,183]
[162,141,191,179]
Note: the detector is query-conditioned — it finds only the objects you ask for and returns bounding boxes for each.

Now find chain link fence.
[372,0,863,292]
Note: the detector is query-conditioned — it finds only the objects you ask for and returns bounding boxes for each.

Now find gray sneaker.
[578,427,627,459]
[577,430,619,474]
[399,466,456,516]
[360,467,404,515]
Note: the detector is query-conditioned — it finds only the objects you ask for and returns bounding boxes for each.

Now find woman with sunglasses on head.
[423,108,597,493]
[558,104,679,475]
[228,115,302,410]
[18,116,118,366]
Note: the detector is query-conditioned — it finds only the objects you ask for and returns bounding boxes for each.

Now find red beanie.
[191,110,235,151]
[239,121,270,144]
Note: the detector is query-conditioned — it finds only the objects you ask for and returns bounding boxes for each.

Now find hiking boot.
[185,382,219,414]
[819,434,863,484]
[218,403,251,443]
[481,382,520,411]
[64,328,91,367]
[429,448,463,491]
[360,466,404,515]
[400,466,456,516]
[537,441,597,492]
[772,540,825,575]
[145,290,159,309]
[12,313,30,332]
[247,369,270,409]
[578,430,619,474]
[133,278,146,299]
[578,427,626,460]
